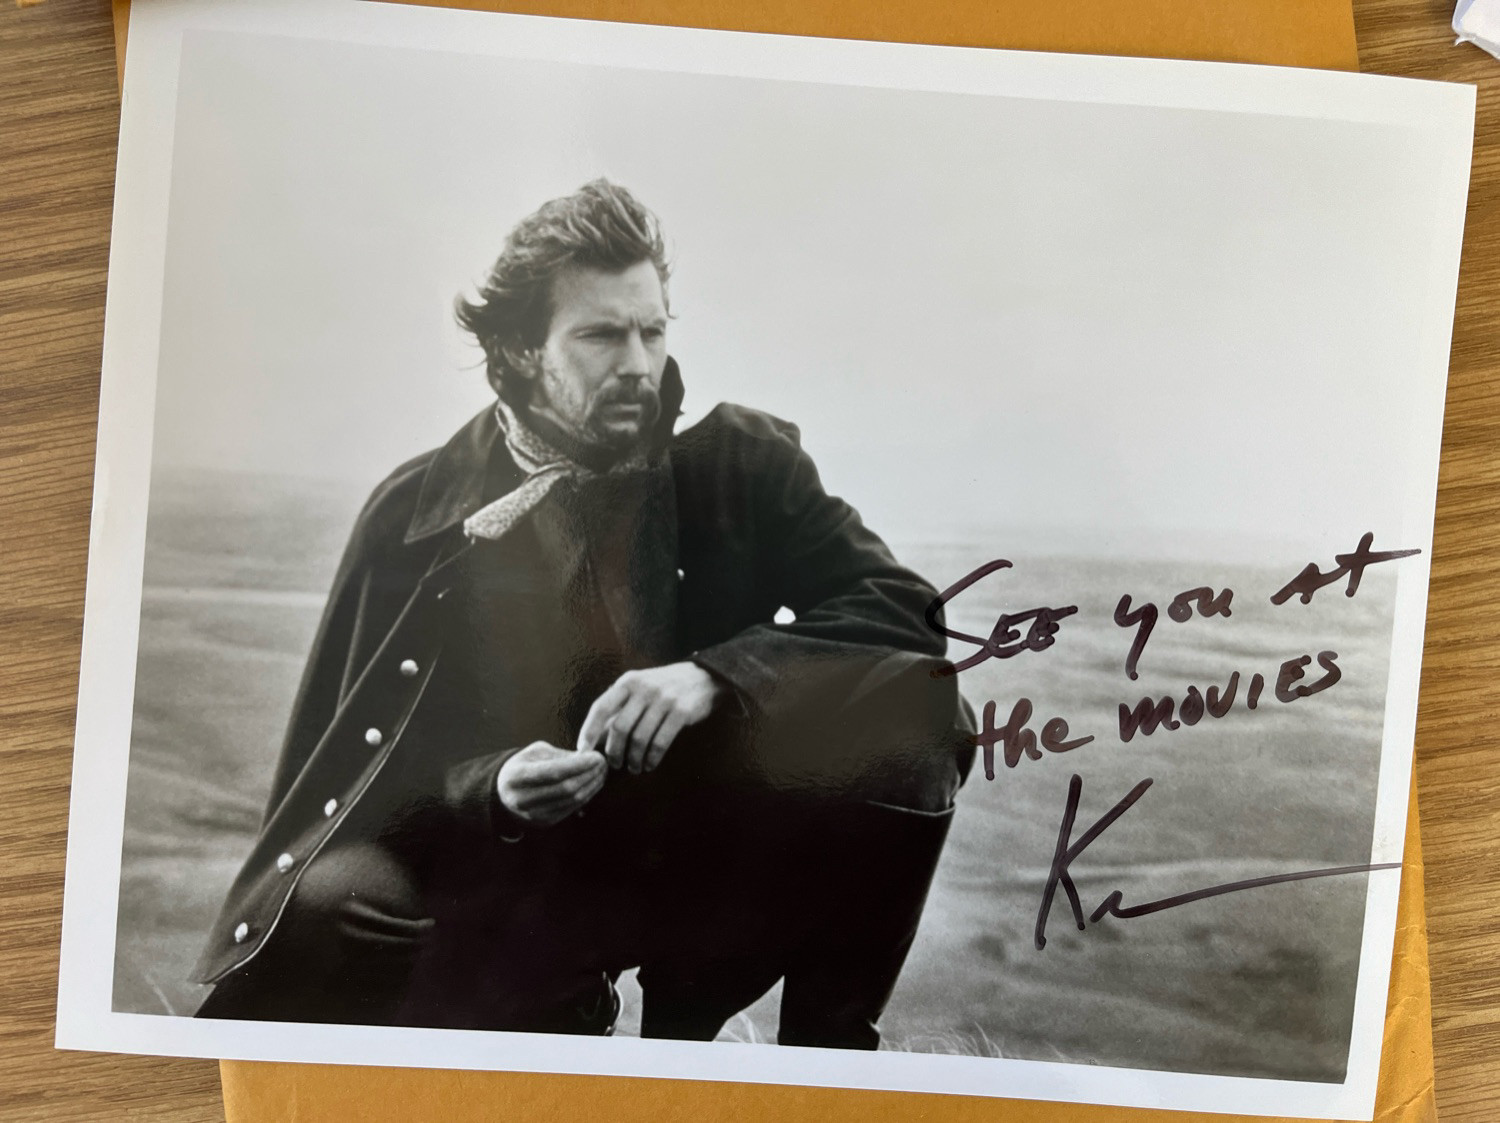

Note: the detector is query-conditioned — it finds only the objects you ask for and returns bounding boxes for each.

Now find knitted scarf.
[462,399,650,542]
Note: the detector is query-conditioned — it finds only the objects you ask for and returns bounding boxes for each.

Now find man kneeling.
[193,180,972,1045]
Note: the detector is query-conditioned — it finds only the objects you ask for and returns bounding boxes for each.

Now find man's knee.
[281,844,432,961]
[196,845,429,1023]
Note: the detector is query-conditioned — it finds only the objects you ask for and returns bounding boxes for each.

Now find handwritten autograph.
[919,535,1418,951]
[924,559,1078,676]
[1034,774,1402,950]
[928,532,1418,683]
[926,533,1421,780]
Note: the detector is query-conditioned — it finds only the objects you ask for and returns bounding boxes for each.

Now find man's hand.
[496,742,607,826]
[577,662,725,774]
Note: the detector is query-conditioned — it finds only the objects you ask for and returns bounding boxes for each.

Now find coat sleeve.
[689,414,949,727]
[687,414,972,807]
[442,751,528,843]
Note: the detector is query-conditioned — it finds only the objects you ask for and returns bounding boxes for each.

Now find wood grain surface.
[1,1,1497,1120]
[1354,3,1500,1119]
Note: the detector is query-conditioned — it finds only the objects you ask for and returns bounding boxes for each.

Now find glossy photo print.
[56,2,1473,1118]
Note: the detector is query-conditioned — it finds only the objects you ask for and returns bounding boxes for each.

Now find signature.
[1270,532,1420,606]
[924,559,1078,676]
[1033,774,1401,950]
[927,532,1419,683]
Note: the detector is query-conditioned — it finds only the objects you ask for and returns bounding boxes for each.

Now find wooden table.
[2,1,1497,1118]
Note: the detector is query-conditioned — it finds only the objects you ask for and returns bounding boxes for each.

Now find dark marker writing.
[974,697,1094,780]
[1179,674,1239,724]
[1116,652,1340,743]
[1036,774,1153,950]
[1035,774,1401,950]
[1118,695,1178,741]
[1270,532,1420,606]
[1274,650,1342,703]
[926,559,1078,676]
[1090,861,1401,925]
[1168,586,1233,623]
[923,543,1418,779]
[1114,586,1233,679]
[1113,595,1157,682]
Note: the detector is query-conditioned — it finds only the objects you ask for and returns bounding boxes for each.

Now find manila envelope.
[108,2,1436,1120]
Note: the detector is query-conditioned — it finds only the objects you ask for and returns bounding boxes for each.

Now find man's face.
[523,260,668,453]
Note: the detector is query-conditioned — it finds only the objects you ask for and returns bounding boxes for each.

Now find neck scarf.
[462,399,649,542]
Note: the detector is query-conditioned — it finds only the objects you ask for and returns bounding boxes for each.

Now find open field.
[115,468,1397,1082]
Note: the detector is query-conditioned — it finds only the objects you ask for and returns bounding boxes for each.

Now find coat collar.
[403,356,686,545]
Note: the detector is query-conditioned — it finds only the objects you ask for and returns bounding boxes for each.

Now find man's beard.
[584,382,662,452]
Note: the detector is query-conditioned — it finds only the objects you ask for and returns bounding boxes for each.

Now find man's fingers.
[514,762,607,819]
[507,758,601,789]
[577,681,630,754]
[643,711,687,773]
[512,766,601,811]
[577,662,722,769]
[506,748,603,788]
[516,773,603,803]
[604,695,649,770]
[535,756,604,800]
[626,700,671,774]
[574,766,607,806]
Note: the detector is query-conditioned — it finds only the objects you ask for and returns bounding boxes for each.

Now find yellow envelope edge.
[111,0,1359,85]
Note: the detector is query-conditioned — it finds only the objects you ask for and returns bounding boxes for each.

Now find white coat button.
[276,853,295,874]
[233,922,250,944]
[324,798,338,817]
[676,568,685,580]
[399,659,419,677]
[365,727,383,747]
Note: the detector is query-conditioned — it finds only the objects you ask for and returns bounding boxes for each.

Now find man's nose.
[617,329,652,376]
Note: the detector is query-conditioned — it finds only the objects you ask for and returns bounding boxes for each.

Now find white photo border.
[56,1,1475,1118]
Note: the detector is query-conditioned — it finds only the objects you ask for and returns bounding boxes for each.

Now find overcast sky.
[151,30,1452,561]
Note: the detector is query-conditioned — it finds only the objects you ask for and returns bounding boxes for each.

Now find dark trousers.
[196,841,627,1033]
[196,793,954,1049]
[637,795,957,1050]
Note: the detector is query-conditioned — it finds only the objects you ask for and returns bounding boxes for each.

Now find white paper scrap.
[1455,0,1500,59]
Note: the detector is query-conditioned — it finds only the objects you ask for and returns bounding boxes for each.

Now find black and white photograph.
[56,1,1474,1118]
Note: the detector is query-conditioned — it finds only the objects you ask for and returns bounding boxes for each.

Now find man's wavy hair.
[455,179,671,404]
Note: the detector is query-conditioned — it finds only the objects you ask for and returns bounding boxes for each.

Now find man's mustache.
[598,384,661,410]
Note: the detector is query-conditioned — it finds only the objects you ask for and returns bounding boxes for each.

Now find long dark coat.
[192,361,972,1037]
